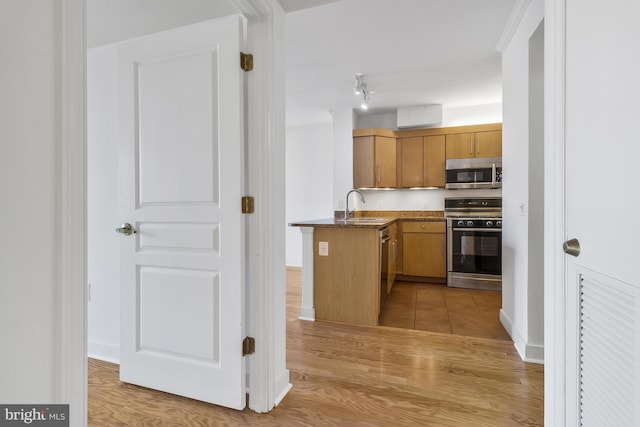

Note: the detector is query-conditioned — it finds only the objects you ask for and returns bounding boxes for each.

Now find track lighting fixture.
[354,74,365,95]
[360,92,369,110]
[354,74,370,110]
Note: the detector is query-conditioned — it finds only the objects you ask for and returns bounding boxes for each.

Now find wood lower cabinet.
[401,221,446,278]
[388,223,398,294]
[313,227,381,326]
[445,130,502,159]
[353,135,397,188]
[398,135,445,188]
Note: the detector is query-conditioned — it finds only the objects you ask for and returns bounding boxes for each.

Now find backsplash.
[349,188,501,211]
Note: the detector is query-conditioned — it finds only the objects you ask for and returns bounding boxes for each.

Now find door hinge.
[242,336,255,356]
[241,196,255,214]
[240,52,253,72]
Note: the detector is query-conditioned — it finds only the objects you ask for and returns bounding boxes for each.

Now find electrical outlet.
[319,241,329,256]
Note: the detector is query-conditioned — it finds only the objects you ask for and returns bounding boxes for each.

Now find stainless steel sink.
[343,217,388,223]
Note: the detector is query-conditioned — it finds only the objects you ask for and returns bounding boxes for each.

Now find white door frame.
[60,0,287,424]
[59,0,88,425]
[544,0,570,425]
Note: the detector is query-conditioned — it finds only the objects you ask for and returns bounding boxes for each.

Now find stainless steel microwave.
[445,157,502,189]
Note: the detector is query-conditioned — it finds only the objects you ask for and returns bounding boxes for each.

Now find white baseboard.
[273,369,292,406]
[500,309,544,364]
[298,307,315,321]
[499,308,513,336]
[524,343,544,364]
[88,340,120,364]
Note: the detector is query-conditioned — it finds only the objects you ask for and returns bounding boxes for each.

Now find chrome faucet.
[345,189,366,220]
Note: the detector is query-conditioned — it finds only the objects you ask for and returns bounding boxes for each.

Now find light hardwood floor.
[88,267,543,426]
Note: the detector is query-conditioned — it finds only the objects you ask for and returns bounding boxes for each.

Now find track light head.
[354,74,364,95]
[354,74,370,110]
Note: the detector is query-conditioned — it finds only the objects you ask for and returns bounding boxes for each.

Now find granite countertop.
[289,210,445,229]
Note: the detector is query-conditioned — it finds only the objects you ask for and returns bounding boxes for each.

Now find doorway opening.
[526,20,545,361]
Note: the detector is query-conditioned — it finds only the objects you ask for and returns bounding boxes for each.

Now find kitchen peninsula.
[290,211,445,326]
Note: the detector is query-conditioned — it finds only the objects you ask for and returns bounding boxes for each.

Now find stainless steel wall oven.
[445,197,502,291]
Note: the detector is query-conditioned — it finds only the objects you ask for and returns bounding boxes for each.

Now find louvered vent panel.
[580,274,637,426]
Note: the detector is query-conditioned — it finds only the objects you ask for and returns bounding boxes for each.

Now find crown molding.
[495,0,532,52]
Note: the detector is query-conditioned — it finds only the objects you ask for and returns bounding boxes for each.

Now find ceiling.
[87,0,516,127]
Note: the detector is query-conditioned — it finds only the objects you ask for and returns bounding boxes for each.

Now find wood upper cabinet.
[423,135,446,187]
[399,135,445,188]
[445,130,502,159]
[401,221,446,278]
[399,137,423,187]
[354,124,501,187]
[475,130,502,157]
[353,136,397,188]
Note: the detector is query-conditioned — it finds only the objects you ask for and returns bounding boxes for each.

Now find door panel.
[399,136,423,187]
[423,135,445,187]
[139,267,218,360]
[375,136,397,187]
[138,51,218,205]
[474,131,501,158]
[564,0,640,424]
[353,136,375,188]
[402,233,446,278]
[118,15,246,409]
[445,133,474,159]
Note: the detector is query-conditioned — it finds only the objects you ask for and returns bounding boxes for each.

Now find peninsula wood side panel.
[313,228,380,326]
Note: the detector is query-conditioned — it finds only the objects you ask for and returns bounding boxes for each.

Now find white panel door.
[564,0,640,424]
[117,15,246,409]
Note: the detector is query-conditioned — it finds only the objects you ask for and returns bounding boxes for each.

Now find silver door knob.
[563,238,580,257]
[115,223,137,236]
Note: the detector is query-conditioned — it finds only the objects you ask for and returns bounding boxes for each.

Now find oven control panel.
[449,218,502,229]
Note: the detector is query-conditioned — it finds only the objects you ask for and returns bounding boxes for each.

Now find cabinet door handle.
[476,136,480,155]
[377,166,381,184]
[469,138,473,155]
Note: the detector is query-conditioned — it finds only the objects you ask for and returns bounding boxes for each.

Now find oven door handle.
[451,228,502,233]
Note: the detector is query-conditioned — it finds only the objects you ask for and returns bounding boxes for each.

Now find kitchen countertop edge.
[289,215,445,229]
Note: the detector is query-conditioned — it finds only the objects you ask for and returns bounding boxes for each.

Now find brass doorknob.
[115,223,137,236]
[563,238,580,257]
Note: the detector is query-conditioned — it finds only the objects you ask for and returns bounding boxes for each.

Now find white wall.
[331,109,356,211]
[356,110,398,129]
[285,124,333,266]
[0,0,66,403]
[353,103,502,130]
[441,103,503,127]
[501,0,544,363]
[87,45,121,363]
